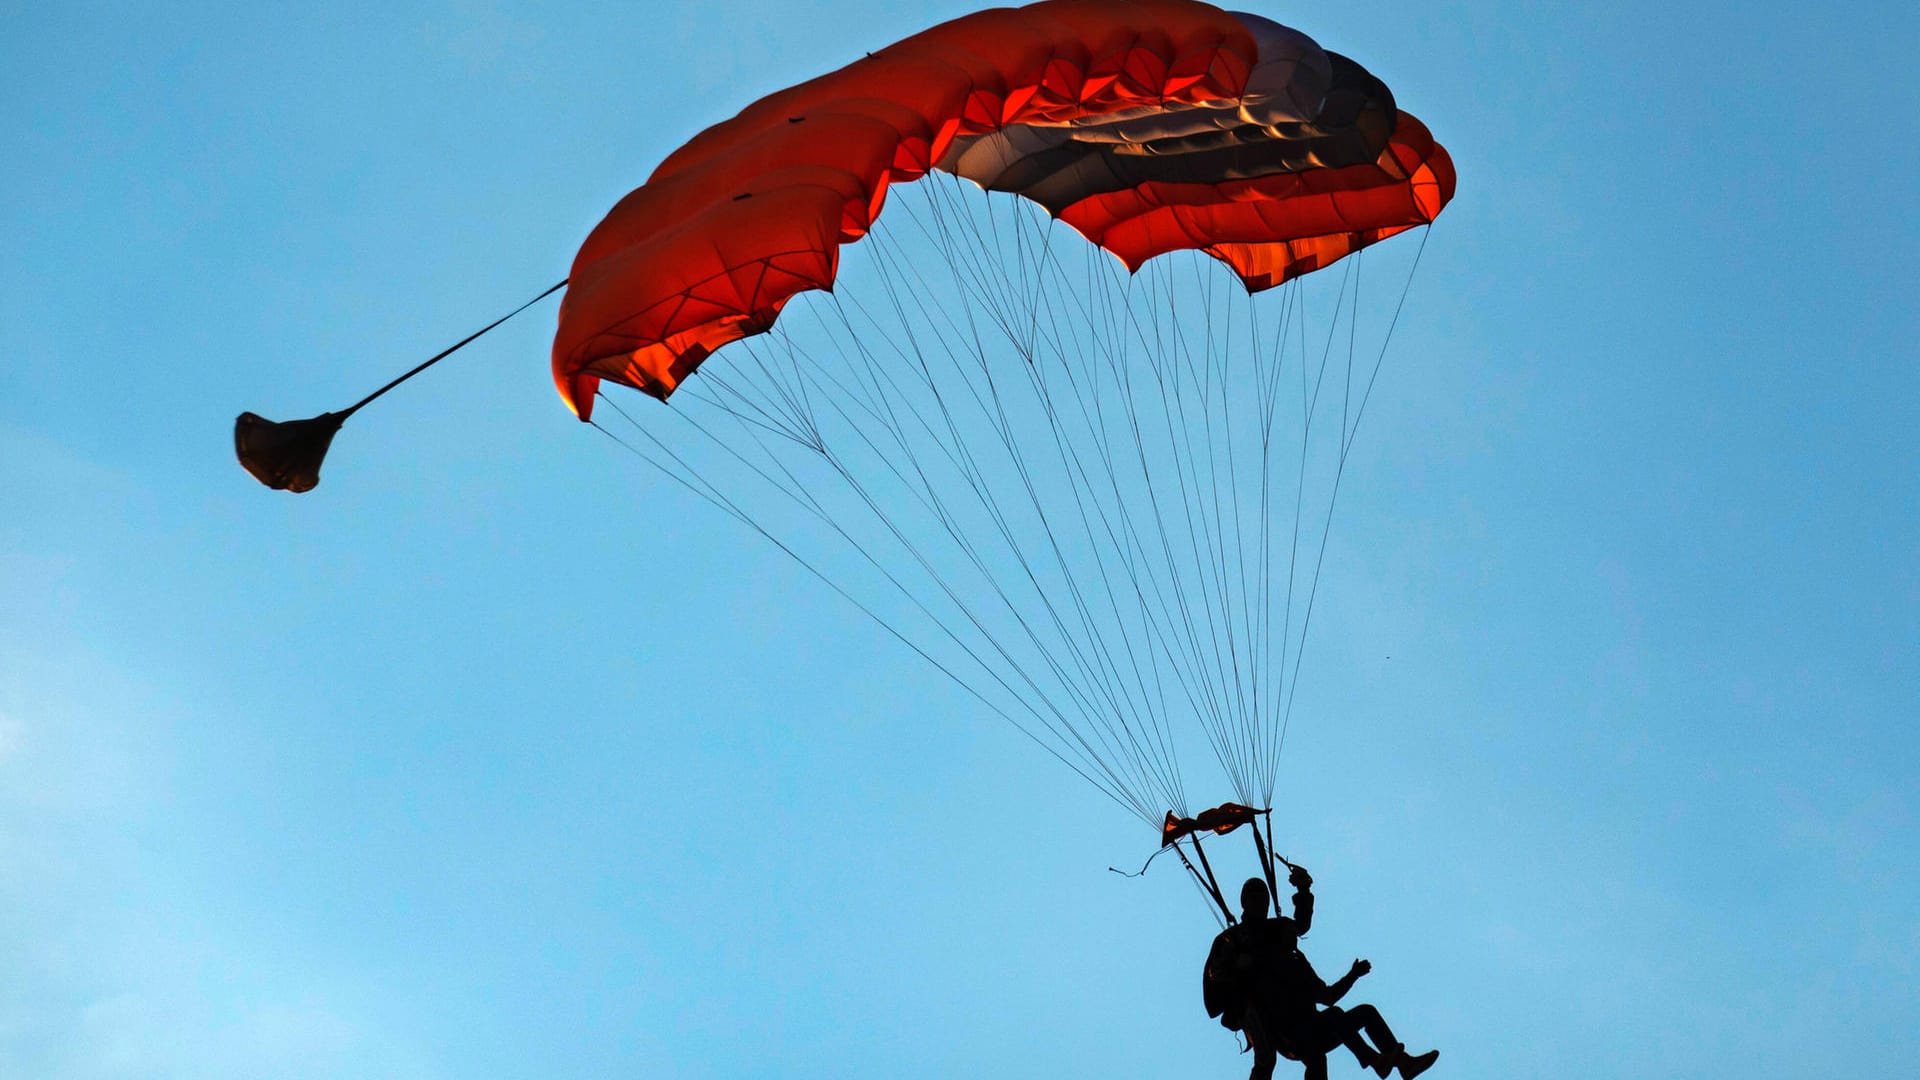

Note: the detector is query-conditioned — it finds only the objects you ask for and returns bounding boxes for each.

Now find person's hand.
[1287,863,1313,890]
[1348,959,1371,980]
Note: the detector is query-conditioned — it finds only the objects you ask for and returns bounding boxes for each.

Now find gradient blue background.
[3,2,1916,1076]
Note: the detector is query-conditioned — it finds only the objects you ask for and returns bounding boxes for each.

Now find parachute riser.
[1170,841,1234,925]
[1113,806,1295,926]
[1250,815,1281,910]
[1165,805,1293,923]
[1187,832,1234,922]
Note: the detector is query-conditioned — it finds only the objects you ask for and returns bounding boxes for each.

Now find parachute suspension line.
[1126,296,1232,813]
[1059,259,1205,807]
[1270,227,1434,787]
[1266,279,1314,795]
[1138,261,1232,802]
[1340,250,1363,458]
[1010,189,1238,816]
[592,166,1434,834]
[1259,256,1354,798]
[996,206,1195,816]
[1065,245,1200,781]
[1098,260,1195,813]
[1020,221,1201,817]
[1186,259,1241,800]
[917,206,1152,766]
[1271,251,1361,790]
[1157,263,1226,771]
[1031,231,1195,815]
[1193,259,1247,804]
[1232,278,1269,810]
[1250,281,1291,813]
[922,181,1209,818]
[1174,256,1266,810]
[590,389,1150,824]
[1137,262,1245,803]
[1217,266,1262,811]
[971,203,1191,811]
[1253,282,1289,807]
[1346,226,1436,458]
[1196,262,1261,809]
[869,185,1185,819]
[809,284,1168,822]
[1246,275,1300,812]
[601,328,1160,824]
[830,226,1097,713]
[1219,268,1259,810]
[1118,263,1207,793]
[695,176,1167,818]
[1053,245,1205,812]
[1117,256,1261,811]
[1028,233,1198,817]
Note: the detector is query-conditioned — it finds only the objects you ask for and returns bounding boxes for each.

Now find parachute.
[554,0,1452,917]
[239,0,1453,919]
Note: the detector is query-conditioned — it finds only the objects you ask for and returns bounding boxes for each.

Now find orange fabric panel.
[1208,139,1454,289]
[655,55,972,183]
[554,185,844,404]
[572,113,902,273]
[553,3,1454,415]
[1161,801,1265,845]
[555,0,1261,418]
[1056,114,1443,240]
[1057,113,1455,287]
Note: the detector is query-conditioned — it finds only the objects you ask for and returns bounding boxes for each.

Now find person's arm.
[1319,959,1371,1005]
[1287,863,1314,936]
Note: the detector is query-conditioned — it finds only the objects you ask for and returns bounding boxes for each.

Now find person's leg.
[1248,1042,1276,1080]
[1338,1003,1439,1079]
[1300,1053,1328,1080]
[1351,999,1397,1053]
[1243,1010,1278,1080]
[1305,1006,1384,1074]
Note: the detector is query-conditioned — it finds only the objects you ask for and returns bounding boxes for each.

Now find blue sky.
[3,1,1916,1077]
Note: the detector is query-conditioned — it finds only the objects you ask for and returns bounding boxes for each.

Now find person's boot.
[1398,1049,1440,1078]
[1370,1043,1398,1079]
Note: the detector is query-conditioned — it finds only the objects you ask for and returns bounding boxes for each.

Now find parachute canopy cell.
[551,0,1454,418]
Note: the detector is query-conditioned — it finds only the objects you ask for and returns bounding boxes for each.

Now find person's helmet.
[1241,877,1270,913]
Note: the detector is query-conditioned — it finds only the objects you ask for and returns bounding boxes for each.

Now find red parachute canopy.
[552,0,1454,418]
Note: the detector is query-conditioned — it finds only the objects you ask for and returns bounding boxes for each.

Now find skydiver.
[1207,874,1439,1080]
[1205,870,1314,1078]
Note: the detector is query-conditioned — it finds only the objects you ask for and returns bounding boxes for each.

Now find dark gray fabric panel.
[941,48,1397,215]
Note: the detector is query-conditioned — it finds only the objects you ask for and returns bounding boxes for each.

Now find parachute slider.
[1161,801,1268,847]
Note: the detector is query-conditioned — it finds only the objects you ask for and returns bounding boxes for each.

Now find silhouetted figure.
[1206,874,1439,1080]
[1205,868,1312,1027]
